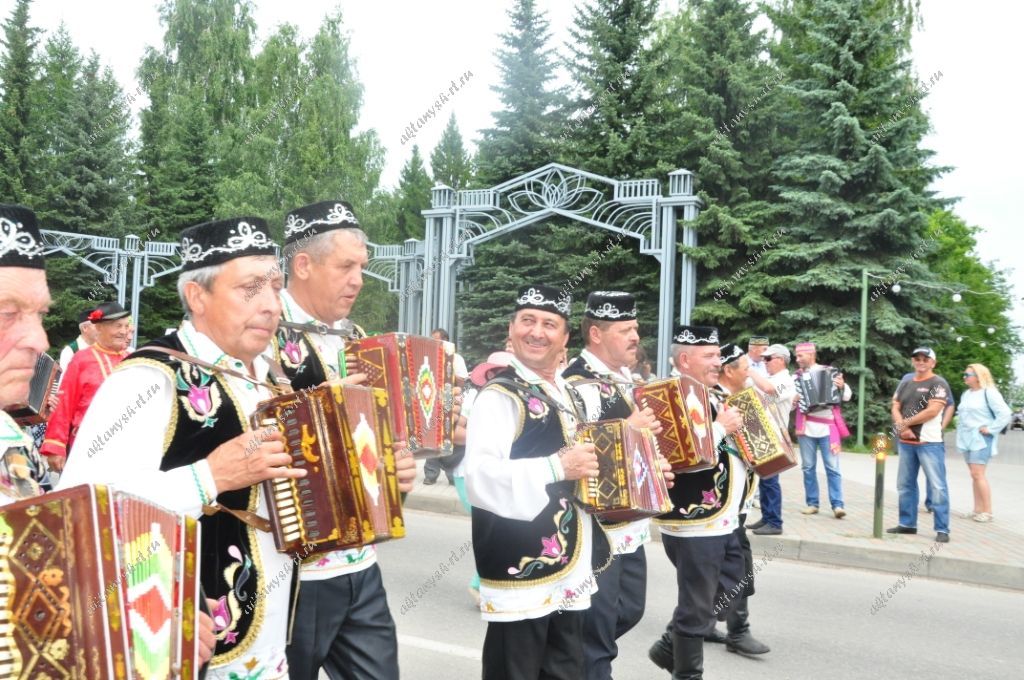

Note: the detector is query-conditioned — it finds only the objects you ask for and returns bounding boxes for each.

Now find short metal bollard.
[872,433,891,538]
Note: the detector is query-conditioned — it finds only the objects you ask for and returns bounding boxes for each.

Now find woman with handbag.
[956,363,1012,522]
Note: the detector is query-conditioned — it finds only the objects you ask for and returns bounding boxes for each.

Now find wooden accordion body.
[251,384,405,557]
[345,333,455,459]
[725,388,798,479]
[3,353,60,426]
[575,420,672,522]
[0,484,201,679]
[633,376,717,473]
[795,367,841,413]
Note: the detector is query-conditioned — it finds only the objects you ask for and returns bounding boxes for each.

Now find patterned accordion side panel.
[114,492,200,680]
[349,334,455,459]
[634,377,715,473]
[253,385,407,556]
[726,388,798,479]
[0,487,200,679]
[254,389,362,556]
[575,420,673,522]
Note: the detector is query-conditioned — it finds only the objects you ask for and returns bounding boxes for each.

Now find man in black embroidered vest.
[562,290,661,679]
[711,343,770,656]
[59,217,301,678]
[269,199,417,680]
[1,204,53,505]
[465,285,601,680]
[647,325,744,680]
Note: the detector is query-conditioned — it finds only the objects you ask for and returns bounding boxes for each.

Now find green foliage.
[474,0,565,186]
[395,145,432,241]
[0,0,39,200]
[923,209,1021,390]
[430,114,473,191]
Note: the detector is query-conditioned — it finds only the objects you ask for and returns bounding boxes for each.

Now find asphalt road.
[335,509,1024,680]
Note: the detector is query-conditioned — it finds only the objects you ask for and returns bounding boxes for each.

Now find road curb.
[403,491,1024,591]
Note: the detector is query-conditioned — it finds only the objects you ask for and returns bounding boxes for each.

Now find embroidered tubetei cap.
[0,204,45,269]
[284,200,360,246]
[585,291,636,321]
[180,217,277,272]
[673,325,719,346]
[515,285,571,320]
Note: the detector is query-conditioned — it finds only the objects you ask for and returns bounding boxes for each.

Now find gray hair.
[177,262,226,318]
[670,343,685,362]
[283,228,368,276]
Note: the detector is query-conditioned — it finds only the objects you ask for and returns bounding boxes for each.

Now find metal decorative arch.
[408,163,701,376]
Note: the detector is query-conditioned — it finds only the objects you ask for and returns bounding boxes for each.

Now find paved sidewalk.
[405,431,1024,591]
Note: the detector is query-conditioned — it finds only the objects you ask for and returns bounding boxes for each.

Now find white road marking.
[397,633,483,661]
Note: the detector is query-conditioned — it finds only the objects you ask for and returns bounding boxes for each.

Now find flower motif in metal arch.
[507,170,604,215]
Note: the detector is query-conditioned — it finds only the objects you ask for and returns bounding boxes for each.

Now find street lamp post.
[858,268,868,448]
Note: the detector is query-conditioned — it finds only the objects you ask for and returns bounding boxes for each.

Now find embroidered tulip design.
[188,385,212,415]
[527,396,544,415]
[284,340,302,365]
[541,533,562,559]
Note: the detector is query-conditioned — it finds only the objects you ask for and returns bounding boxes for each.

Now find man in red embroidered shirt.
[42,301,132,471]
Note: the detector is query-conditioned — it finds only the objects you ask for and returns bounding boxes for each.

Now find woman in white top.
[955,363,1012,522]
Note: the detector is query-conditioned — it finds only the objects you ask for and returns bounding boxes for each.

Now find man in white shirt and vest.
[465,284,603,680]
[59,217,301,678]
[268,199,417,679]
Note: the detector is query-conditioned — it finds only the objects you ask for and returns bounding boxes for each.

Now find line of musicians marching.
[0,200,828,680]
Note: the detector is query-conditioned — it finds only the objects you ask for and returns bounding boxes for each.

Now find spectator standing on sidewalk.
[897,369,954,514]
[888,347,953,543]
[746,344,796,536]
[956,363,1011,523]
[793,342,851,518]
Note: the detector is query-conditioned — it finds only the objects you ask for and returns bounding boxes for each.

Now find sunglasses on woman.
[963,372,976,378]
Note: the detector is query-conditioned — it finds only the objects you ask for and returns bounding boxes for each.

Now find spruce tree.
[474,0,563,185]
[429,114,473,191]
[652,1,785,340]
[395,145,432,241]
[765,0,948,431]
[0,0,39,199]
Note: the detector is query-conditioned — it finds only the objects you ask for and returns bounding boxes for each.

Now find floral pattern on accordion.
[677,462,728,519]
[507,498,575,578]
[175,364,223,429]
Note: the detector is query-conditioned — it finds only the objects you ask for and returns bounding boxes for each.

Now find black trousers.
[423,446,465,480]
[662,532,744,638]
[286,564,399,680]
[582,547,647,679]
[482,610,584,680]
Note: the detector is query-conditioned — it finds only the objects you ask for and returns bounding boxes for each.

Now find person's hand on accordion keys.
[716,405,743,435]
[198,598,217,666]
[207,427,307,494]
[627,406,663,436]
[559,443,599,481]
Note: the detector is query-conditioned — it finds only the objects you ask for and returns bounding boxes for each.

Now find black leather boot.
[648,627,673,671]
[704,625,727,644]
[725,595,770,656]
[672,634,704,680]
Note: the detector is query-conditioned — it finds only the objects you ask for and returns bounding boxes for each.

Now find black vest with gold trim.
[272,317,366,390]
[655,400,742,527]
[122,332,291,665]
[561,355,635,421]
[471,368,590,586]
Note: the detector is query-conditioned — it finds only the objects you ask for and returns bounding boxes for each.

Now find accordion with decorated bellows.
[251,383,405,557]
[3,352,60,426]
[0,484,201,679]
[344,333,456,458]
[575,419,672,522]
[633,375,717,473]
[725,388,798,479]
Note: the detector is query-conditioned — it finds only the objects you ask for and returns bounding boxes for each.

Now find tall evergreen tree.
[474,0,563,185]
[0,0,39,199]
[765,0,947,431]
[430,114,473,191]
[562,0,663,178]
[653,1,785,339]
[395,144,431,241]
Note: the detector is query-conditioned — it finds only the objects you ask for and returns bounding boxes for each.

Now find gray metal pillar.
[656,205,678,377]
